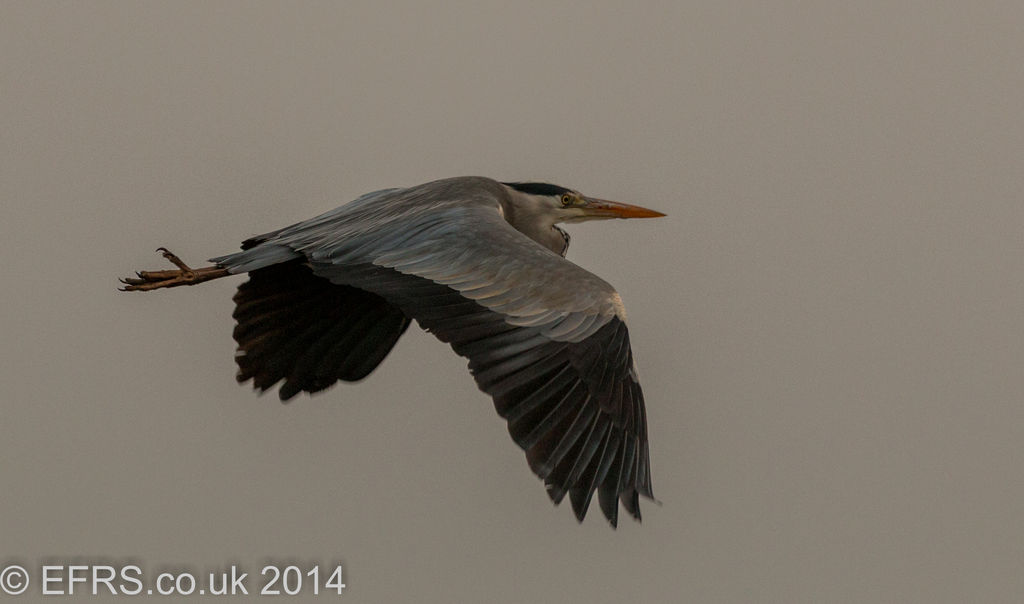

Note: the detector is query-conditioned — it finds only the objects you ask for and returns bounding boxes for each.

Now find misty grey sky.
[2,2,1023,602]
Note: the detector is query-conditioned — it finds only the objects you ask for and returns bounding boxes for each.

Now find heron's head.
[502,182,666,225]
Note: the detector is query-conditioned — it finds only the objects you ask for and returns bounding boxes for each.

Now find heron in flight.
[121,176,665,526]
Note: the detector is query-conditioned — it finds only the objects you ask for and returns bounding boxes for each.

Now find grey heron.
[121,176,665,526]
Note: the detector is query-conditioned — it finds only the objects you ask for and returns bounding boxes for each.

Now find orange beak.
[580,197,667,219]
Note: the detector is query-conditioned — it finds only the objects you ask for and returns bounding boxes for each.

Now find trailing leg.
[119,247,231,292]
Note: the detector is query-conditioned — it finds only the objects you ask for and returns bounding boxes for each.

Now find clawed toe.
[119,248,230,292]
[156,247,193,272]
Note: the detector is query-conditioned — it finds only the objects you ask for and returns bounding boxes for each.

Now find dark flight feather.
[309,261,654,525]
[231,260,410,400]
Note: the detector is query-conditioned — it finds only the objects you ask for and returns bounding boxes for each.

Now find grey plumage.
[125,175,665,526]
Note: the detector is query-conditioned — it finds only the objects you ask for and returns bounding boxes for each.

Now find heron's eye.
[560,194,574,206]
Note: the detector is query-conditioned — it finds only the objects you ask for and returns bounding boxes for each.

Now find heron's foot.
[119,247,230,292]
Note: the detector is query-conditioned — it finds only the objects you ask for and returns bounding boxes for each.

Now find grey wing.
[209,189,413,400]
[215,191,654,525]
